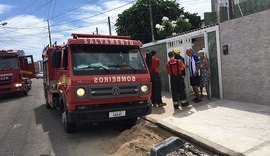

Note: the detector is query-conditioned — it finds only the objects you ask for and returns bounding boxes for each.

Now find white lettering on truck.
[83,38,135,45]
[93,76,136,84]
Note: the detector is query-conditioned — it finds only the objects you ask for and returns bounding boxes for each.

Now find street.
[0,79,113,155]
[0,79,175,156]
[0,79,214,156]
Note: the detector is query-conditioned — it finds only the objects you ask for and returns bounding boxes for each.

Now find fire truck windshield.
[71,45,147,75]
[0,58,19,71]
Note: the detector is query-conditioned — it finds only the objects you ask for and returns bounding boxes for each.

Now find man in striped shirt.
[186,48,202,103]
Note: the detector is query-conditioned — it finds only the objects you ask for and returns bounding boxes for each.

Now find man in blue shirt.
[186,48,202,103]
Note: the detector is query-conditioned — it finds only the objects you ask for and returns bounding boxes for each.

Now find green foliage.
[155,15,192,39]
[115,0,201,43]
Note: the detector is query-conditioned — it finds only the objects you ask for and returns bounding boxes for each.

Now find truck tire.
[62,110,77,133]
[125,117,137,129]
[22,91,28,96]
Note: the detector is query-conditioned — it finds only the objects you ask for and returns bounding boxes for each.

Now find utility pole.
[46,20,52,47]
[149,0,155,41]
[108,17,112,36]
[216,0,220,23]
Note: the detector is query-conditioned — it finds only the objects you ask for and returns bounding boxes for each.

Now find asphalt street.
[0,79,137,156]
[0,79,214,156]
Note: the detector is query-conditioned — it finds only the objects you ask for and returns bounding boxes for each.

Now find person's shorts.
[190,76,200,86]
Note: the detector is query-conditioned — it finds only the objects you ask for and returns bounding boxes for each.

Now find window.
[71,45,147,75]
[0,58,19,70]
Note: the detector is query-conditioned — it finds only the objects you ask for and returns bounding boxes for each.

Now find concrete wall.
[220,9,270,105]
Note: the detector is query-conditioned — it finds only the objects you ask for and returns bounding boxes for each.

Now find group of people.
[147,48,210,110]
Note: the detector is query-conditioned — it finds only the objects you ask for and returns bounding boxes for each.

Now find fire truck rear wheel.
[62,110,77,133]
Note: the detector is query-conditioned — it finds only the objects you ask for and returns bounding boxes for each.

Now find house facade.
[142,9,270,105]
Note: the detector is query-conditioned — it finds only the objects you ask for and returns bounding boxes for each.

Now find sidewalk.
[145,91,270,156]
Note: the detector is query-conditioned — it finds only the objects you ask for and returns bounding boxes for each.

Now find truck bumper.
[0,83,27,94]
[67,101,152,123]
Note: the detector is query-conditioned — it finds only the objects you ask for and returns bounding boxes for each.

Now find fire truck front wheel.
[125,117,138,129]
[22,91,28,96]
[62,110,77,133]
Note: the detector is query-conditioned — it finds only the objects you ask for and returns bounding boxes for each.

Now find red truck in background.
[42,34,152,133]
[0,50,35,96]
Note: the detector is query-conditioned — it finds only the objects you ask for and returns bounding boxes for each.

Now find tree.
[115,0,201,43]
[155,15,192,39]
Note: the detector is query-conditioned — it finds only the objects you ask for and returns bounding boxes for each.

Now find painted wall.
[220,9,270,105]
[141,43,169,91]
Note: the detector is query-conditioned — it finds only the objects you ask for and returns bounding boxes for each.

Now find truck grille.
[0,88,11,92]
[89,84,139,99]
[0,78,12,86]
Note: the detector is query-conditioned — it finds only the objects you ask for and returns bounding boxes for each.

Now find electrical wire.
[2,1,133,30]
[8,0,54,27]
[6,0,40,26]
[51,0,57,19]
[50,0,94,20]
[49,1,135,27]
[46,0,52,20]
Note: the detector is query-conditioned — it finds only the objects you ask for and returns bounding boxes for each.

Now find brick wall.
[220,9,270,105]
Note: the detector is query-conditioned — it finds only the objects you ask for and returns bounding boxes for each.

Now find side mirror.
[145,53,152,68]
[51,51,61,68]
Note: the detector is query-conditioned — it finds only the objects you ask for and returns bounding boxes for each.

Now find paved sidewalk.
[145,92,270,156]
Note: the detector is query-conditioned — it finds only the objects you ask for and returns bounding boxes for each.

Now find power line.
[15,0,39,17]
[6,1,133,31]
[51,0,57,19]
[8,0,54,26]
[50,0,94,20]
[48,0,52,19]
[49,1,135,27]
[2,0,134,29]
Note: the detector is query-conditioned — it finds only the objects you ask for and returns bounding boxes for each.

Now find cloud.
[80,4,103,12]
[0,4,13,14]
[0,15,48,61]
[58,0,133,36]
[0,0,134,61]
[177,0,211,19]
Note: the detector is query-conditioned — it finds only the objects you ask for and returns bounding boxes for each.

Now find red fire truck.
[0,50,35,96]
[42,34,152,133]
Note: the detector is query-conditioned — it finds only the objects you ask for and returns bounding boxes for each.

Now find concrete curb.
[142,116,244,156]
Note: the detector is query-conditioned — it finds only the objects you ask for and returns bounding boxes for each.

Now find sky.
[0,0,211,61]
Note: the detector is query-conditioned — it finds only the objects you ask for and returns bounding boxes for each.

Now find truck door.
[19,55,36,78]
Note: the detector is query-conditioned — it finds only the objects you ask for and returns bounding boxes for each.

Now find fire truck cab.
[43,34,152,133]
[0,50,35,96]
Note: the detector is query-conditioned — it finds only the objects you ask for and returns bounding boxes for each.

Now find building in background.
[35,60,43,73]
[205,0,270,25]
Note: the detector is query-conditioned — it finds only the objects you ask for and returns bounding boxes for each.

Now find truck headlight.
[15,83,22,87]
[76,88,86,97]
[140,85,148,93]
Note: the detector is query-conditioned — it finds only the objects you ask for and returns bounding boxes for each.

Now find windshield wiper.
[0,67,13,70]
[77,64,110,73]
[124,64,136,73]
[94,65,110,73]
[107,64,136,73]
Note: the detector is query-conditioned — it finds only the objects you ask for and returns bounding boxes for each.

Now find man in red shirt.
[166,51,189,109]
[148,51,166,107]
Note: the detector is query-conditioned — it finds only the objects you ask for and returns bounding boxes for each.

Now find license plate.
[109,110,126,118]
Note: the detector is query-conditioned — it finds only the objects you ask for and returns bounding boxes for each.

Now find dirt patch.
[101,124,164,156]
